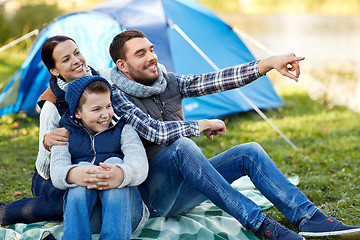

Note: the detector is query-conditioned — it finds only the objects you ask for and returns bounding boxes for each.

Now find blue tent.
[0,0,284,120]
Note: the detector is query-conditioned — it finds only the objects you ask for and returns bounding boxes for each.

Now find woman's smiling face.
[50,40,87,82]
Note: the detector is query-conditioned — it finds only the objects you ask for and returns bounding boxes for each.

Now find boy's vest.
[128,72,184,160]
[60,114,126,165]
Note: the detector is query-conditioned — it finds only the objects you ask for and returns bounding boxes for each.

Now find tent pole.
[169,22,298,150]
[0,29,39,54]
[233,27,275,56]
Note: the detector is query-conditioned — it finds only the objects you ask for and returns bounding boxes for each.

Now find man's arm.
[258,53,304,81]
[177,54,304,98]
[198,119,226,140]
[112,89,226,144]
[112,89,200,145]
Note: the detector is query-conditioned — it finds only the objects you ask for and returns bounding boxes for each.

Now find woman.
[0,36,101,225]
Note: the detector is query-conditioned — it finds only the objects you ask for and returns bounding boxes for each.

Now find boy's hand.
[66,165,105,187]
[84,163,124,190]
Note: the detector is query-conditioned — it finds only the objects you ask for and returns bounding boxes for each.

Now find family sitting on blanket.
[1,31,360,240]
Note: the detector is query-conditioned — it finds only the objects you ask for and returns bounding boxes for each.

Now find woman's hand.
[43,128,69,150]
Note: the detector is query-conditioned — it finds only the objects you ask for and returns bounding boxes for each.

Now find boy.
[50,75,148,240]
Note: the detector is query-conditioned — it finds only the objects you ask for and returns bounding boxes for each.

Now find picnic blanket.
[0,176,299,240]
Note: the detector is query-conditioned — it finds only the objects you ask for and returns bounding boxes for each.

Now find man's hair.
[41,35,76,71]
[109,30,147,63]
[78,80,111,111]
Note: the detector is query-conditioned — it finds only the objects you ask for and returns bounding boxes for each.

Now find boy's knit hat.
[65,75,112,118]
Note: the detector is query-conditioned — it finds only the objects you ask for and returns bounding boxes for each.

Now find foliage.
[239,0,360,14]
[197,0,240,13]
[0,4,64,44]
[0,45,29,92]
[11,4,63,33]
[0,9,13,44]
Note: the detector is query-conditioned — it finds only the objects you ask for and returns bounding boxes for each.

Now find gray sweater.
[50,124,149,231]
[50,124,148,190]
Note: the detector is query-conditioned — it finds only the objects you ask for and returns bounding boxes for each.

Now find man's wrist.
[258,56,273,76]
[197,119,209,132]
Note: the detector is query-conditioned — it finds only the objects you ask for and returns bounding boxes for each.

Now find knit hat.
[65,75,112,118]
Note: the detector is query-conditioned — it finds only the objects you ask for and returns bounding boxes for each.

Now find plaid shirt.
[112,60,260,145]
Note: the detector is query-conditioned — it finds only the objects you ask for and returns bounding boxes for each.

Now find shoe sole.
[299,228,360,239]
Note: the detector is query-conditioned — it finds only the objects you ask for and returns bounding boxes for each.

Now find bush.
[0,9,14,44]
[0,4,64,45]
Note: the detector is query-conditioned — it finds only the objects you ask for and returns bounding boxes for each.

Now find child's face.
[75,91,114,134]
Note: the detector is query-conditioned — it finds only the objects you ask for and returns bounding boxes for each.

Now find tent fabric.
[0,176,300,240]
[0,0,284,119]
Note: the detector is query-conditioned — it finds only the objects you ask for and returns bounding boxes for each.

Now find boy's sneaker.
[254,217,305,240]
[299,210,360,239]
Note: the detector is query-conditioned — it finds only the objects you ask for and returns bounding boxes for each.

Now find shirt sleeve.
[35,101,61,179]
[50,143,78,190]
[112,88,200,145]
[177,60,261,98]
[115,124,148,188]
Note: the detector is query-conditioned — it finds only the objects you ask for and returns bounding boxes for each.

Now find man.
[101,30,360,240]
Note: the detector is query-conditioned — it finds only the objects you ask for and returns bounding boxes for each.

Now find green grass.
[0,112,39,202]
[1,84,360,239]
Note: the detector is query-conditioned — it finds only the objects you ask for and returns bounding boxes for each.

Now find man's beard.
[128,62,159,86]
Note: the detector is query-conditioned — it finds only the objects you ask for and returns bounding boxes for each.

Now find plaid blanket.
[0,176,299,240]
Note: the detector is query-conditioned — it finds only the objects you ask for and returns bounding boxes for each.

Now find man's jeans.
[138,137,318,232]
[62,159,144,240]
[0,169,65,225]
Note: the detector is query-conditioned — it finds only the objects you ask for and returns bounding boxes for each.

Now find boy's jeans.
[138,138,318,232]
[62,159,144,240]
[62,186,143,240]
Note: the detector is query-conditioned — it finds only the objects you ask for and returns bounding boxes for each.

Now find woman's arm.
[35,101,61,179]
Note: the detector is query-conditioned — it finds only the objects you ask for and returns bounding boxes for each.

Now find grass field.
[1,82,360,239]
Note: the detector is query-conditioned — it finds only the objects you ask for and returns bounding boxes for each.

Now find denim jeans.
[62,159,144,240]
[138,137,318,232]
[0,169,65,225]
